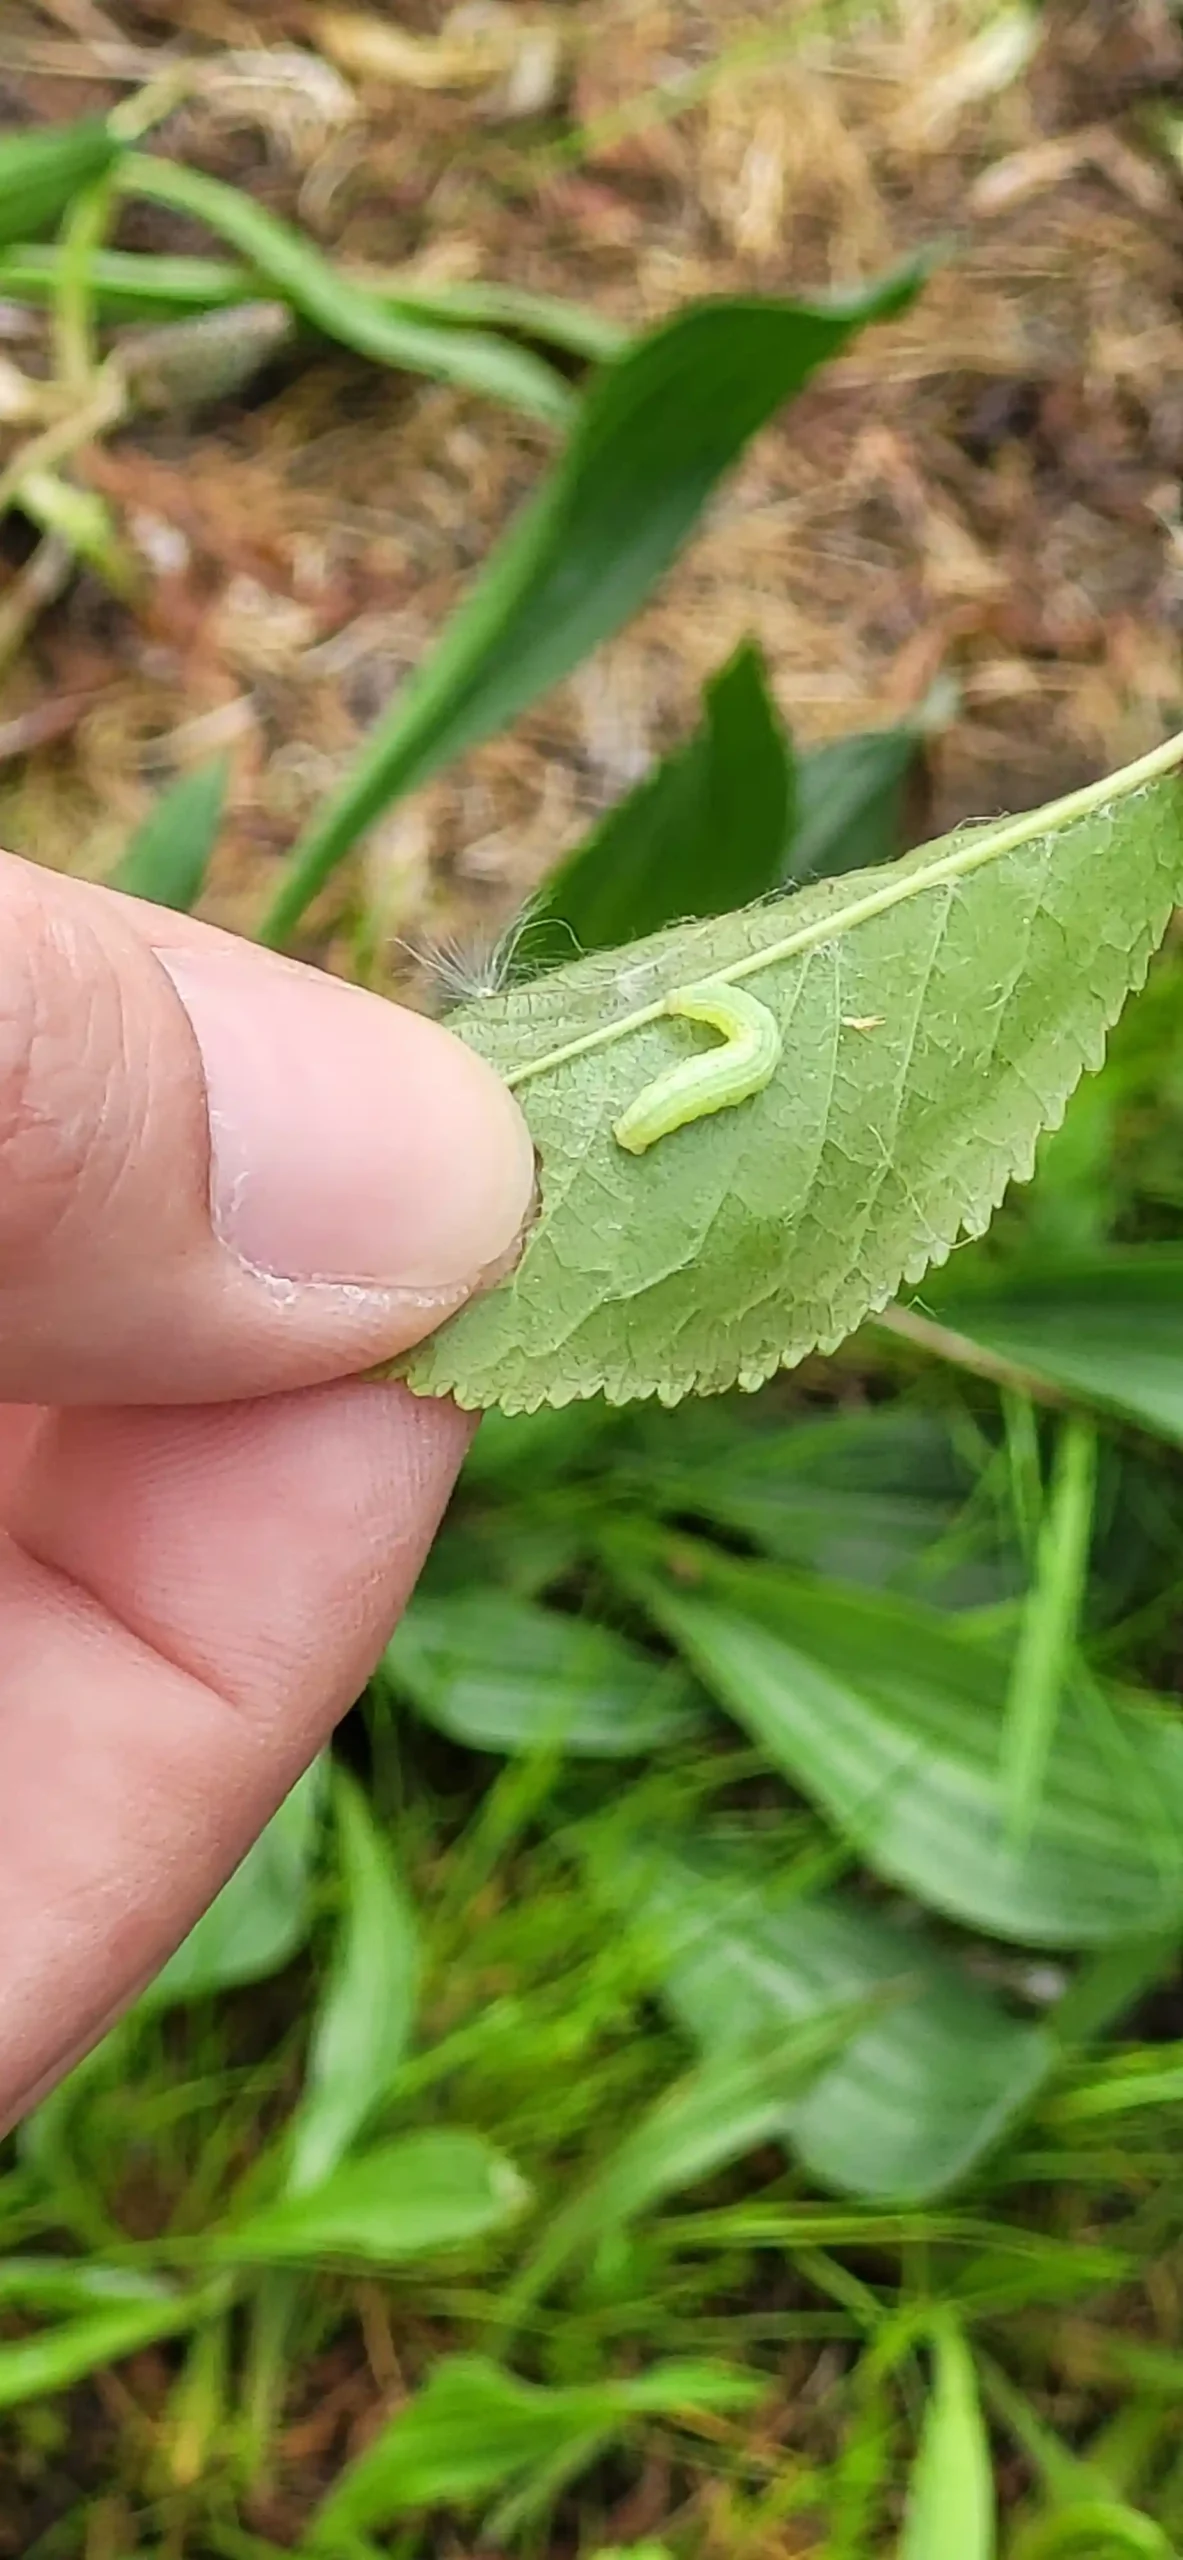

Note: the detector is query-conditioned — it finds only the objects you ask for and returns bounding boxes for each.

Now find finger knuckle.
[0,872,132,1262]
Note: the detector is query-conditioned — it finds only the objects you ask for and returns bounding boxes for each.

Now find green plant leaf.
[383,1588,701,1755]
[111,756,228,912]
[1009,2504,1173,2558]
[0,243,628,360]
[630,1547,1183,1947]
[1002,1414,1096,1843]
[286,1771,420,2196]
[788,719,919,883]
[528,640,792,957]
[0,119,117,248]
[591,1837,1053,2200]
[119,156,573,426]
[620,1402,1016,1603]
[901,2320,995,2560]
[398,746,1183,1412]
[209,2130,526,2266]
[258,265,921,940]
[0,2283,219,2412]
[0,2261,175,2312]
[507,2006,872,2317]
[309,2354,760,2536]
[915,1250,1183,1449]
[144,1762,324,2004]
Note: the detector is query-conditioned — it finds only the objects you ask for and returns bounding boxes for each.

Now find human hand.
[0,853,535,2129]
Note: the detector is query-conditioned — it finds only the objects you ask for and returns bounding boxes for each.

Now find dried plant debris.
[1,0,1183,985]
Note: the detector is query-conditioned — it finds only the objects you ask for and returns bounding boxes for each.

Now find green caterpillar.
[613,979,783,1155]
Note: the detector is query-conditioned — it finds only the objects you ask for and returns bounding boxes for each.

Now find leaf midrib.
[504,732,1183,1092]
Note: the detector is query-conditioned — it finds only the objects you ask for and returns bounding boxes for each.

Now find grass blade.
[1003,1413,1097,1843]
[0,244,627,361]
[0,119,118,247]
[118,155,573,426]
[111,756,229,912]
[502,2004,873,2323]
[901,2318,995,2560]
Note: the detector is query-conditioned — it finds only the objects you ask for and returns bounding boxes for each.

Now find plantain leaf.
[144,1762,324,2004]
[915,1249,1183,1449]
[619,1401,1018,1603]
[285,1770,420,2195]
[0,2284,219,2413]
[208,2130,526,2266]
[258,267,922,939]
[310,2354,759,2536]
[383,1587,702,1755]
[629,1545,1183,1948]
[587,1836,1053,2200]
[398,747,1183,1413]
[528,640,792,957]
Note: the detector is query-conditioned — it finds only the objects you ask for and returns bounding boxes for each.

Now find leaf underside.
[398,774,1183,1413]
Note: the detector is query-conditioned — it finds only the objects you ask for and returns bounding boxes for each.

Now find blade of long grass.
[901,2318,995,2560]
[1002,1415,1097,1844]
[0,244,627,360]
[117,156,574,425]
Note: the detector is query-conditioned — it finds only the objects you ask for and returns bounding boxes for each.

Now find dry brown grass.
[2,0,1183,986]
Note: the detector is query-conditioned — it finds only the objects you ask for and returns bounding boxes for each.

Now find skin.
[0,852,537,2130]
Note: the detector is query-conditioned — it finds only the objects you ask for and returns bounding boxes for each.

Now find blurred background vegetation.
[4,3,1183,2554]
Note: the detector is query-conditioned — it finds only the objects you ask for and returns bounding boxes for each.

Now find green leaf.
[917,1250,1183,1449]
[0,119,117,248]
[0,2283,217,2412]
[119,155,572,427]
[383,1588,701,1755]
[0,244,629,359]
[310,2354,760,2535]
[144,1762,324,2004]
[788,719,918,883]
[901,2321,995,2560]
[209,2130,526,2266]
[1010,2505,1173,2558]
[529,641,792,957]
[507,2007,871,2316]
[632,1548,1183,1947]
[286,1772,420,2196]
[0,2261,175,2312]
[111,756,228,912]
[593,1837,1053,2200]
[621,1402,1015,1603]
[1002,1414,1096,1842]
[258,266,921,940]
[398,746,1183,1412]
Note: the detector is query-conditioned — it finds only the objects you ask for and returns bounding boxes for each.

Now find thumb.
[0,853,535,1404]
